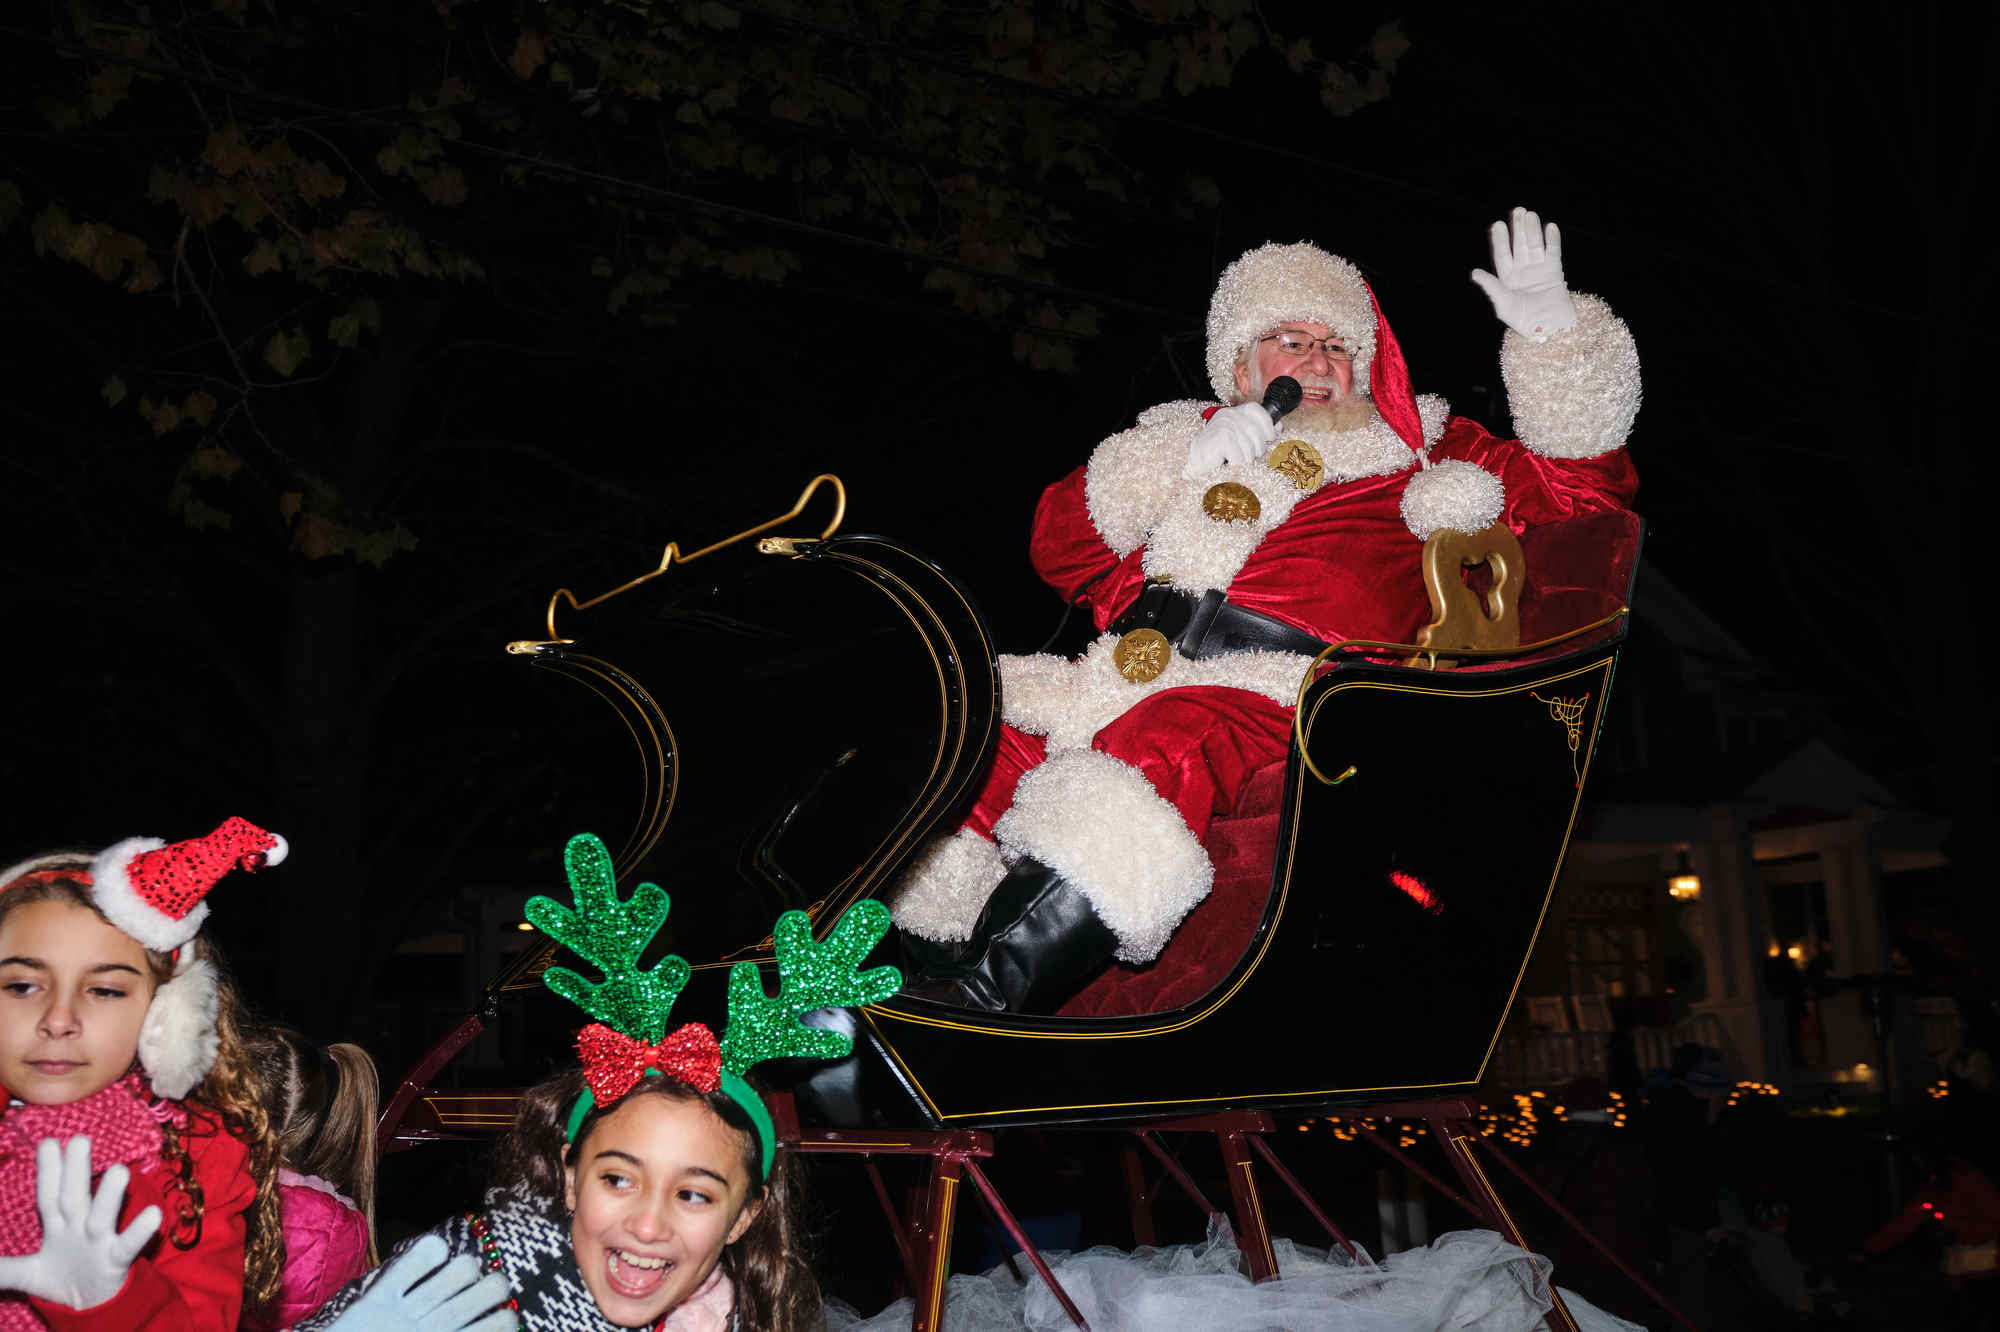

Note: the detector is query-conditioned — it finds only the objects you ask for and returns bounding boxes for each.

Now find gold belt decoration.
[1112,627,1172,683]
[1202,481,1261,522]
[1266,438,1323,490]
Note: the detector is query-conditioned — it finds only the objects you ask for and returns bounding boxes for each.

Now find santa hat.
[1206,242,1378,401]
[0,818,287,1099]
[1205,240,1504,541]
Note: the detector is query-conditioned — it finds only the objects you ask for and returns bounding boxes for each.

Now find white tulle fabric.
[823,1218,1643,1332]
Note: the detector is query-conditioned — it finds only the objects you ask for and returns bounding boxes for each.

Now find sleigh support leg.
[1119,1144,1159,1248]
[959,1159,1091,1330]
[1428,1112,1581,1332]
[1216,1121,1280,1281]
[1244,1131,1362,1261]
[1469,1129,1698,1332]
[909,1147,963,1332]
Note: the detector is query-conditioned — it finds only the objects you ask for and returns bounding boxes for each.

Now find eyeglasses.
[1259,330,1352,363]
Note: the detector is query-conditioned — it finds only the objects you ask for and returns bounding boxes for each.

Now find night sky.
[2,2,1987,1057]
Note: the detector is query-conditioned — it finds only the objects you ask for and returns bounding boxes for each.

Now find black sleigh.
[380,475,1677,1332]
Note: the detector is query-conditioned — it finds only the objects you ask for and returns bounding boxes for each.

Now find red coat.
[30,1109,254,1332]
[1029,416,1638,646]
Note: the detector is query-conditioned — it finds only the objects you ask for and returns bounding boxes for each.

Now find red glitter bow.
[575,1021,721,1102]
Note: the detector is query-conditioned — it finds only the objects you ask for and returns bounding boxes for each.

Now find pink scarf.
[0,1076,176,1330]
[660,1262,735,1332]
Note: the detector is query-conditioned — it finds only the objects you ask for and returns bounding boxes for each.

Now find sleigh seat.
[1058,506,1644,1020]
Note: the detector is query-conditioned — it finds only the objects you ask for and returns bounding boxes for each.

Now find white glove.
[1183,402,1277,478]
[1471,206,1577,342]
[0,1137,163,1311]
[322,1233,517,1332]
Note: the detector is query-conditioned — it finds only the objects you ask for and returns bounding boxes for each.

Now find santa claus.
[892,208,1641,1012]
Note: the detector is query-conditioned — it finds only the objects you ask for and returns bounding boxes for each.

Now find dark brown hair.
[245,1025,381,1263]
[0,868,285,1313]
[493,1067,819,1332]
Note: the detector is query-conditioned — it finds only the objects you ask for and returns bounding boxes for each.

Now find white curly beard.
[1276,393,1376,435]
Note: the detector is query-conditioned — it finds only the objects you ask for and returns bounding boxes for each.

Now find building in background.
[1492,564,1956,1104]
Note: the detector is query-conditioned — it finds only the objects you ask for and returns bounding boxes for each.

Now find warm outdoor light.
[1667,849,1701,900]
[515,921,535,931]
[1787,944,1805,962]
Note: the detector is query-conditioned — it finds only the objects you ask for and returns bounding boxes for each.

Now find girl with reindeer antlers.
[298,832,900,1332]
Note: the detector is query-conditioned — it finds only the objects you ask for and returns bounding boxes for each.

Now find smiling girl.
[298,832,895,1332]
[304,1067,812,1332]
[0,820,286,1330]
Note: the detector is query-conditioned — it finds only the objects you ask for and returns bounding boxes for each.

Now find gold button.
[1266,438,1324,490]
[1202,481,1261,522]
[1112,628,1172,683]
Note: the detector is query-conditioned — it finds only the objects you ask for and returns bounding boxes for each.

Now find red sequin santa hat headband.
[0,817,287,1098]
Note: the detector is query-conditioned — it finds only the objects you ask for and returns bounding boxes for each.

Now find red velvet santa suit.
[889,278,1641,967]
[29,1108,255,1332]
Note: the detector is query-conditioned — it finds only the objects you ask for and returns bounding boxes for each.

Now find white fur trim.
[1206,243,1377,401]
[886,827,1007,944]
[1138,398,1450,596]
[1083,403,1208,556]
[1082,393,1454,595]
[1001,636,1313,752]
[1500,293,1641,459]
[1400,457,1507,540]
[263,834,289,868]
[1292,401,1440,486]
[1415,393,1451,451]
[90,836,209,952]
[994,751,1210,963]
[1143,457,1311,594]
[139,954,220,1099]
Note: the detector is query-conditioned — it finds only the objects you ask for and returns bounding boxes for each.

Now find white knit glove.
[0,1137,162,1311]
[321,1234,517,1332]
[1182,401,1277,478]
[1471,206,1576,342]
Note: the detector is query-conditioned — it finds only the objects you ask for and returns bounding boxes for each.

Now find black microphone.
[1262,375,1303,425]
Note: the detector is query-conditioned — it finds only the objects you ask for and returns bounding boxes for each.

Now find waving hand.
[1471,206,1577,342]
[0,1137,163,1310]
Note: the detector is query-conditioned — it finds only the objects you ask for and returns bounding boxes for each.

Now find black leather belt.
[1108,584,1329,661]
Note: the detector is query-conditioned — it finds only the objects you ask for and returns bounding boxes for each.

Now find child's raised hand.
[322,1233,517,1332]
[0,1136,163,1309]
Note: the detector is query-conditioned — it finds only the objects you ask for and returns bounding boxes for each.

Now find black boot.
[901,858,1118,1014]
[896,925,968,978]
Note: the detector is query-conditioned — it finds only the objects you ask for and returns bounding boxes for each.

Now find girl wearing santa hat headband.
[0,818,289,1330]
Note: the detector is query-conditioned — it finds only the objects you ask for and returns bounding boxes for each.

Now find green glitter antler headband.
[524,832,901,1178]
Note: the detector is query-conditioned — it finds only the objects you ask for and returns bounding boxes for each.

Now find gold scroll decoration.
[1407,522,1525,669]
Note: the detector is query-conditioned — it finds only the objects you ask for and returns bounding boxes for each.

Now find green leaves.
[263,328,312,378]
[526,833,689,1044]
[327,297,381,348]
[30,204,159,291]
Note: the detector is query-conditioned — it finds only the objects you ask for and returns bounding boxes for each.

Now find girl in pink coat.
[240,1030,378,1330]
